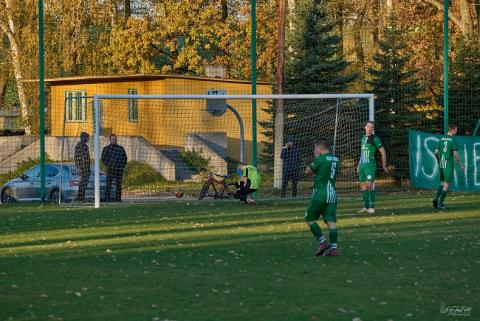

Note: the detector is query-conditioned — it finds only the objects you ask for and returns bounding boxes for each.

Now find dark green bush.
[180,150,209,173]
[123,161,166,187]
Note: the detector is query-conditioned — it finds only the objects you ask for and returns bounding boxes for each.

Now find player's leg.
[323,203,338,256]
[358,167,369,212]
[305,201,329,256]
[438,174,452,209]
[246,188,257,204]
[365,164,377,214]
[433,169,445,208]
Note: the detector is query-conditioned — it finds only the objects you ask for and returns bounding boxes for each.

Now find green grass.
[0,194,479,321]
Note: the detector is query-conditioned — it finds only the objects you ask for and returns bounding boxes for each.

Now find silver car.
[0,163,107,203]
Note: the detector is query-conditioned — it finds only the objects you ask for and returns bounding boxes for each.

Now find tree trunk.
[124,0,131,19]
[458,0,473,36]
[353,1,367,91]
[0,73,7,109]
[274,0,286,189]
[221,0,228,21]
[336,0,344,57]
[0,0,30,134]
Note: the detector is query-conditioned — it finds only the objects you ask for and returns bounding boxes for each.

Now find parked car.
[0,163,107,203]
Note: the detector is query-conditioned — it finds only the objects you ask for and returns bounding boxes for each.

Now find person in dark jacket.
[101,134,127,202]
[74,132,90,201]
[281,137,301,198]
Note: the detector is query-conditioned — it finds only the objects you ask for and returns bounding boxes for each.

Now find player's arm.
[453,151,465,171]
[306,158,320,176]
[378,146,389,174]
[452,139,464,171]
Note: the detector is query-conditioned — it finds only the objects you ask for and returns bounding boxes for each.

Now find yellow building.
[48,74,272,163]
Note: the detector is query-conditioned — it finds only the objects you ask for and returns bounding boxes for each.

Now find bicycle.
[198,172,237,200]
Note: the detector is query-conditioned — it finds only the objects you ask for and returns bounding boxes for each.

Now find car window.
[46,165,59,177]
[24,165,40,178]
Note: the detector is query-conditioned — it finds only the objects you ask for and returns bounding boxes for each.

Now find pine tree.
[260,0,355,170]
[368,14,426,183]
[448,39,480,135]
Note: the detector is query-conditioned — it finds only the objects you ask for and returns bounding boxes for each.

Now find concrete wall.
[0,136,175,180]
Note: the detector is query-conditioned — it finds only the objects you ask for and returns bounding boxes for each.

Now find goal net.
[60,94,373,207]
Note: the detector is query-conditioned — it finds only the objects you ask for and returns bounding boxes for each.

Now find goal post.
[62,93,374,208]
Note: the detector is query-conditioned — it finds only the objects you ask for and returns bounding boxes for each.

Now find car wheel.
[1,188,16,203]
[49,189,60,203]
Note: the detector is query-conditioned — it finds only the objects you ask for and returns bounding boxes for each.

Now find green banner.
[409,130,480,191]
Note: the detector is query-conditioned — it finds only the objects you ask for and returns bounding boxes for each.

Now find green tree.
[261,0,355,170]
[448,39,480,135]
[368,14,427,183]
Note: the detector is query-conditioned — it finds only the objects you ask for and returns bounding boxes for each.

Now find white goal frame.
[92,93,375,208]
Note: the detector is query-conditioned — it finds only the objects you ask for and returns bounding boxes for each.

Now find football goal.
[61,94,374,208]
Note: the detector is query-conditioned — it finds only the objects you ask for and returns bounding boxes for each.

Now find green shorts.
[305,200,337,223]
[359,163,376,182]
[439,166,454,183]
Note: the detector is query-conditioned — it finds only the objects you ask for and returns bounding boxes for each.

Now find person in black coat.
[101,134,127,202]
[74,132,90,201]
[281,137,301,198]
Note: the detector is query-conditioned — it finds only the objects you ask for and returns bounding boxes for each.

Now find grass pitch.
[0,193,479,321]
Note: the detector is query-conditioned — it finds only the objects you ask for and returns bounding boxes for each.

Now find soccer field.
[0,194,479,321]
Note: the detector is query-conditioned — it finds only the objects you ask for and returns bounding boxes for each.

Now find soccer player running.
[305,138,339,257]
[432,124,464,209]
[357,121,389,214]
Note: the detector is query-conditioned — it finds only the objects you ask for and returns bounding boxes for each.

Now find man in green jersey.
[305,138,339,257]
[357,121,389,214]
[236,163,260,204]
[433,124,464,209]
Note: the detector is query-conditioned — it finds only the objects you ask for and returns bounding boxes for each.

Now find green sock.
[329,228,338,245]
[369,190,376,209]
[362,190,369,208]
[433,186,443,201]
[309,223,324,242]
[439,190,448,204]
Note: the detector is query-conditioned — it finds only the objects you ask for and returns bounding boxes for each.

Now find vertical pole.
[93,96,101,209]
[368,95,375,122]
[332,99,340,154]
[443,0,449,134]
[39,0,46,202]
[273,0,286,189]
[251,0,257,167]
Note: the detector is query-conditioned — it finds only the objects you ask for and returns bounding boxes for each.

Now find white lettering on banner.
[474,143,480,187]
[463,145,468,187]
[415,134,422,177]
[422,136,439,180]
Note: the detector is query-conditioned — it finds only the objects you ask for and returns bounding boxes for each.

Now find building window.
[128,89,138,122]
[65,90,87,122]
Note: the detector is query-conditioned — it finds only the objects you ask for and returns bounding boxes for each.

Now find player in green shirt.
[236,163,260,204]
[305,138,339,257]
[432,124,464,209]
[357,121,389,214]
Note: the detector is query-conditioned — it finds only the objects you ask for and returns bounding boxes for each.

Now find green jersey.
[308,153,339,203]
[436,135,458,169]
[360,135,382,165]
[241,165,260,189]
